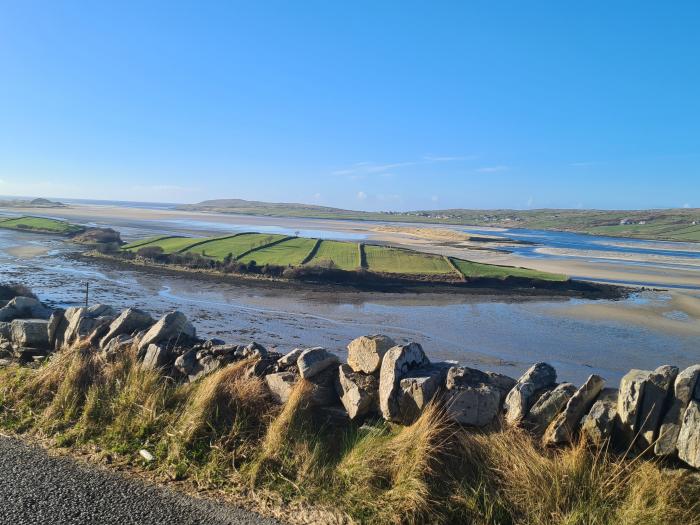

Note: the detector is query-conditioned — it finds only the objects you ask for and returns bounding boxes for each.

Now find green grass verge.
[238,237,318,266]
[121,235,179,250]
[185,233,288,260]
[304,240,361,270]
[363,245,455,274]
[451,258,567,281]
[0,216,82,234]
[124,236,211,254]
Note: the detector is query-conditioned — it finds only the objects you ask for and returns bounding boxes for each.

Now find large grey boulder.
[678,400,700,468]
[100,308,154,348]
[141,344,173,371]
[101,334,133,361]
[277,348,303,370]
[581,388,619,443]
[335,364,379,419]
[10,319,50,348]
[266,371,298,403]
[655,365,700,457]
[396,363,449,424]
[524,383,577,435]
[0,296,51,322]
[61,305,117,348]
[347,334,396,374]
[47,309,65,348]
[443,366,508,427]
[304,365,340,407]
[137,311,195,353]
[297,347,340,379]
[637,365,678,449]
[504,363,557,425]
[617,369,651,446]
[378,343,430,422]
[545,375,605,445]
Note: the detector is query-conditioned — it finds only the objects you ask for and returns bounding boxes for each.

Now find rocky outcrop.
[297,347,340,379]
[10,319,50,348]
[0,296,51,322]
[378,343,430,422]
[137,311,195,353]
[443,366,509,427]
[544,375,605,445]
[504,363,557,425]
[347,335,396,374]
[60,305,117,348]
[655,365,700,457]
[335,364,378,419]
[638,365,678,449]
[524,383,577,435]
[581,388,618,443]
[100,308,154,348]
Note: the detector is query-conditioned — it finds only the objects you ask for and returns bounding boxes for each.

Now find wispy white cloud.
[431,195,439,202]
[422,155,476,162]
[683,203,691,208]
[334,155,472,178]
[476,165,508,173]
[356,191,367,200]
[312,192,322,201]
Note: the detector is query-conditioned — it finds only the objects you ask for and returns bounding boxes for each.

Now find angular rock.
[187,355,222,382]
[277,348,304,369]
[581,388,618,443]
[101,334,133,361]
[445,382,502,427]
[524,383,577,435]
[677,400,700,468]
[379,342,430,422]
[100,308,154,348]
[10,319,49,348]
[47,308,65,348]
[617,369,651,446]
[141,344,173,371]
[504,362,557,425]
[656,365,700,457]
[347,334,396,374]
[0,322,10,341]
[637,365,678,449]
[0,296,51,322]
[335,364,379,419]
[174,348,198,377]
[297,347,340,379]
[137,311,196,353]
[545,375,605,445]
[266,371,298,403]
[305,365,340,407]
[62,305,117,347]
[396,363,449,424]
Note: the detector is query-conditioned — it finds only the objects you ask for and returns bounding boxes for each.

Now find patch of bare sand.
[371,225,474,242]
[5,245,50,258]
[554,291,700,336]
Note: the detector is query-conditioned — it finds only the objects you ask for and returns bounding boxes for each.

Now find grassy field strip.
[300,238,322,265]
[184,233,288,260]
[0,216,82,234]
[173,232,247,254]
[133,236,212,254]
[450,258,567,281]
[363,244,454,274]
[122,235,181,251]
[305,240,361,270]
[443,256,466,281]
[238,237,318,265]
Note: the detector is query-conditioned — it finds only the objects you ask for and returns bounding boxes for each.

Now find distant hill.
[179,198,700,242]
[0,197,67,208]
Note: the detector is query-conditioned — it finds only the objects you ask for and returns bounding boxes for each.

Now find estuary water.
[1,227,699,385]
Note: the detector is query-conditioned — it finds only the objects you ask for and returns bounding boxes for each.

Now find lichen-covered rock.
[10,319,49,348]
[137,311,195,353]
[277,348,304,370]
[379,343,430,422]
[445,382,502,427]
[335,364,379,419]
[581,388,618,443]
[396,363,449,424]
[61,305,117,348]
[141,344,173,371]
[100,308,154,348]
[655,365,700,457]
[617,369,651,446]
[544,375,605,445]
[347,334,396,374]
[297,347,339,379]
[504,362,557,425]
[678,400,700,468]
[0,296,51,322]
[524,383,577,435]
[266,371,298,403]
[638,365,678,449]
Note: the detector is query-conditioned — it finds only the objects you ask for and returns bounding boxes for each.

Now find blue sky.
[0,1,698,210]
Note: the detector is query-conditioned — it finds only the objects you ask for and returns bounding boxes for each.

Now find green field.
[305,240,360,270]
[0,216,82,234]
[121,231,568,282]
[185,233,287,259]
[238,237,317,265]
[363,245,455,275]
[450,258,567,281]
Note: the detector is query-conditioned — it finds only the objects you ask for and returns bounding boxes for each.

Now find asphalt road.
[0,436,282,525]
